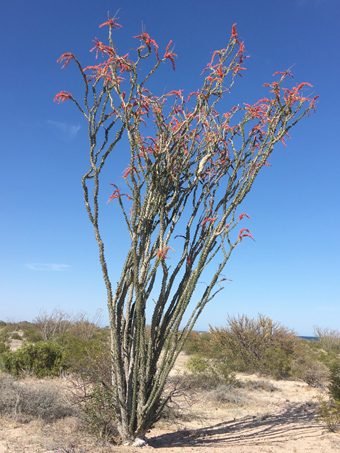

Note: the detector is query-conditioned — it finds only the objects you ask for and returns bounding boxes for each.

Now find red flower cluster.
[133,32,159,60]
[163,41,177,71]
[157,246,175,260]
[54,91,72,103]
[99,12,122,29]
[107,184,132,203]
[238,228,255,243]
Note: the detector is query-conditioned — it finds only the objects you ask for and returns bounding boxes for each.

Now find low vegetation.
[183,314,333,385]
[0,309,339,445]
[0,373,74,423]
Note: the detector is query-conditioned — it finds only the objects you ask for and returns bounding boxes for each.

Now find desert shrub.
[290,341,330,387]
[0,341,65,378]
[10,332,22,340]
[240,379,278,392]
[0,326,11,343]
[203,384,247,405]
[0,321,6,327]
[32,307,105,344]
[78,382,120,442]
[185,355,234,389]
[16,321,34,330]
[57,331,110,373]
[69,309,104,342]
[314,326,340,352]
[317,397,340,432]
[329,362,340,401]
[0,373,74,422]
[22,325,44,343]
[186,355,210,373]
[209,313,298,378]
[33,307,72,342]
[317,361,340,432]
[183,331,213,356]
[0,342,9,354]
[305,339,340,371]
[68,348,120,443]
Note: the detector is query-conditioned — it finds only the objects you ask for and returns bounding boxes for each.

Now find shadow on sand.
[148,401,322,448]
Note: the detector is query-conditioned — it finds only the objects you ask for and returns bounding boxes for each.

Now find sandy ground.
[0,345,339,452]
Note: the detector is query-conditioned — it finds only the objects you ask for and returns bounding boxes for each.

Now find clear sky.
[1,0,339,336]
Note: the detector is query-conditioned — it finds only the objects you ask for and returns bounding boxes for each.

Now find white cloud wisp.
[25,263,71,271]
[46,120,81,142]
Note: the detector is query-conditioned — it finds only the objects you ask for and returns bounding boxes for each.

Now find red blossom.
[164,41,177,71]
[57,53,75,69]
[201,217,217,227]
[157,246,175,260]
[231,23,238,39]
[167,90,183,100]
[107,183,132,203]
[133,32,159,60]
[99,12,122,29]
[238,212,251,220]
[187,90,199,102]
[122,166,137,179]
[54,91,72,103]
[233,66,246,76]
[254,98,270,106]
[238,41,245,54]
[272,70,294,79]
[237,228,255,243]
[296,82,313,91]
[90,38,115,58]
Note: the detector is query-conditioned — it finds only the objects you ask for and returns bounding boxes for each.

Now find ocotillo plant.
[55,14,317,444]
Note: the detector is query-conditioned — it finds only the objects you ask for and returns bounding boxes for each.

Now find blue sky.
[0,0,339,335]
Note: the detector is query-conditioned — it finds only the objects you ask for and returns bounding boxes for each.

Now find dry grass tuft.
[0,373,74,422]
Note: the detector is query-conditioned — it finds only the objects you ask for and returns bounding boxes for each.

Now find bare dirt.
[0,349,339,452]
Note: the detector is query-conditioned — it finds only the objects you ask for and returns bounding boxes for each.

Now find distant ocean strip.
[298,336,318,341]
[198,332,318,340]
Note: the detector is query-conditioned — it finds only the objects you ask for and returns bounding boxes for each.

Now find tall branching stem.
[55,16,317,444]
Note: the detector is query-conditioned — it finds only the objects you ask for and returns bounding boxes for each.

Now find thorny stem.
[55,17,317,444]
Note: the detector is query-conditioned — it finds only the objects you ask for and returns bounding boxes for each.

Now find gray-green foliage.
[185,355,233,389]
[0,373,74,422]
[184,314,330,385]
[79,382,120,442]
[314,326,340,352]
[209,314,298,378]
[0,341,65,378]
[317,363,340,432]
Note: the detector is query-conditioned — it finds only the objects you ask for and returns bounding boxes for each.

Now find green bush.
[56,331,110,373]
[10,332,22,340]
[22,326,44,343]
[317,361,340,432]
[0,342,9,354]
[317,398,340,432]
[208,314,298,378]
[290,341,330,387]
[0,341,65,378]
[183,331,213,356]
[0,326,11,343]
[314,326,340,352]
[185,355,234,389]
[79,382,119,442]
[186,355,210,373]
[329,362,340,401]
[68,345,120,443]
